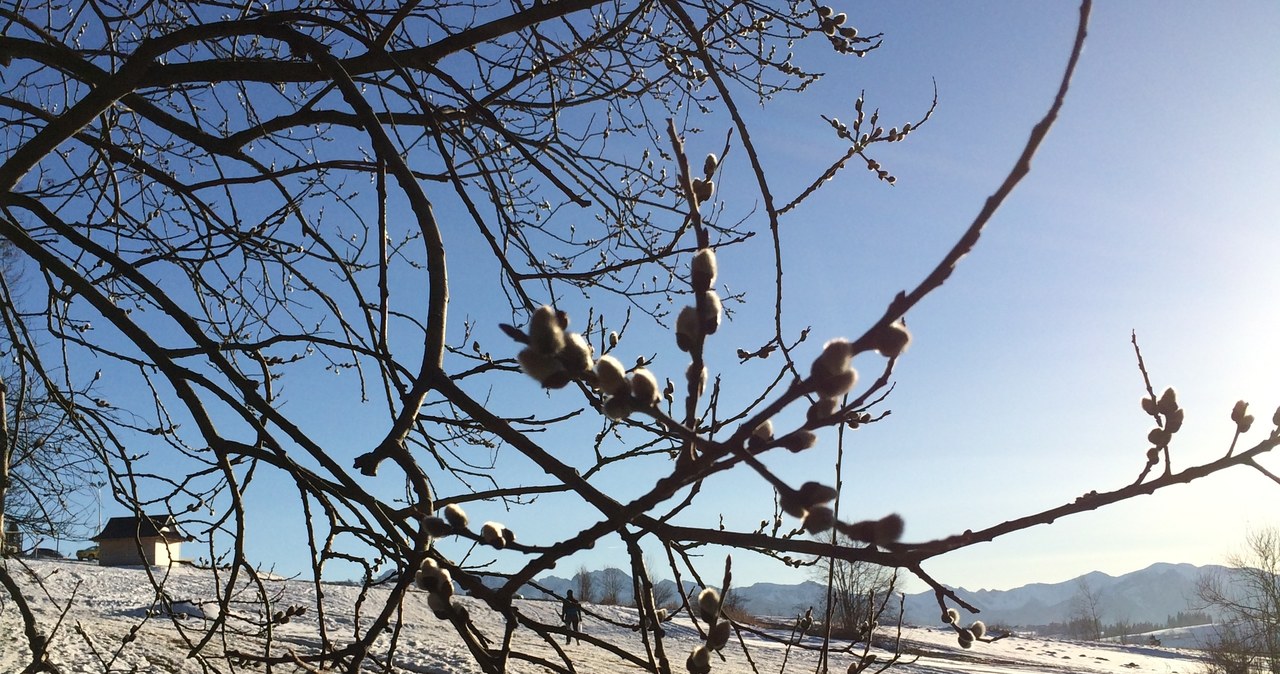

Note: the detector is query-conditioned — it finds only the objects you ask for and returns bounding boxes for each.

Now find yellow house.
[92,515,192,567]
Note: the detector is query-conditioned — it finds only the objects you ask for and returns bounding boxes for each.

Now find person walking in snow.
[561,590,583,644]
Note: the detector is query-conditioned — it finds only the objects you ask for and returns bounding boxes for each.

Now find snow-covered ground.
[1,558,1209,673]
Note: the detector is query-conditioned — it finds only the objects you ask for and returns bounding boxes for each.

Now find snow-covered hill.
[1,558,1210,673]
[901,562,1224,627]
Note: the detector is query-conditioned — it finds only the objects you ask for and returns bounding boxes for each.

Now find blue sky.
[754,1,1280,591]
[64,2,1280,597]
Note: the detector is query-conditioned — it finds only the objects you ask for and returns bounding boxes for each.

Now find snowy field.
[1,559,1208,673]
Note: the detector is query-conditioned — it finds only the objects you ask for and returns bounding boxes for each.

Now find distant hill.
[900,562,1227,627]
[514,562,1229,627]
[509,569,825,618]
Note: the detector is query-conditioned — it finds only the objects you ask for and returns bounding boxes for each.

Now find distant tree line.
[1035,610,1213,640]
[1101,611,1214,642]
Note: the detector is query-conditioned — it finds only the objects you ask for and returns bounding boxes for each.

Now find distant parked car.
[32,547,64,559]
[77,545,99,561]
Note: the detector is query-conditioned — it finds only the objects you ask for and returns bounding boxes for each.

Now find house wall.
[98,537,181,567]
[153,540,177,566]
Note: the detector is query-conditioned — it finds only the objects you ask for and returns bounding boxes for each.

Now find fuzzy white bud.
[815,368,856,399]
[807,397,841,424]
[811,339,853,380]
[528,305,565,354]
[444,503,469,529]
[435,568,454,598]
[518,347,565,387]
[595,355,629,396]
[603,395,634,420]
[691,178,714,204]
[778,430,817,453]
[795,481,838,507]
[873,514,905,544]
[697,588,721,622]
[422,516,452,538]
[873,320,911,357]
[427,591,451,618]
[415,558,440,591]
[415,565,454,597]
[970,620,986,639]
[559,332,594,374]
[708,620,732,650]
[697,290,722,335]
[481,522,507,549]
[687,364,707,397]
[703,153,718,177]
[778,490,806,518]
[692,248,717,289]
[803,506,836,534]
[676,306,700,352]
[750,419,774,444]
[630,368,660,407]
[687,644,711,674]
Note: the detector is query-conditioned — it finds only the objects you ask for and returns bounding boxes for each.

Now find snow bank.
[1,559,1208,673]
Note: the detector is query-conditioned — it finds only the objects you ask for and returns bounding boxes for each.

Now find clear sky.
[742,1,1280,592]
[66,2,1280,597]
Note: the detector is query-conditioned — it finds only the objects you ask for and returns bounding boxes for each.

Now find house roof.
[92,514,192,542]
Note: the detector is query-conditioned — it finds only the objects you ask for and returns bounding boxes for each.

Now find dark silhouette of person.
[561,590,583,644]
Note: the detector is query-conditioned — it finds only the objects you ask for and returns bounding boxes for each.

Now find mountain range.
[515,562,1228,627]
[899,562,1223,627]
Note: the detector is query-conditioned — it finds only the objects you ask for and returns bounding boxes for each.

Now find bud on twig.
[528,305,566,355]
[873,514,904,544]
[604,395,634,420]
[444,503,469,529]
[796,481,838,507]
[692,248,718,289]
[697,290,722,334]
[691,178,714,204]
[676,306,700,352]
[749,419,774,446]
[810,339,856,396]
[687,644,711,674]
[803,506,835,534]
[481,522,510,549]
[422,517,452,538]
[631,368,660,408]
[777,430,817,453]
[807,397,840,424]
[871,319,911,357]
[703,153,718,177]
[518,348,565,388]
[687,363,707,397]
[707,620,731,650]
[558,332,594,374]
[1232,400,1254,433]
[698,588,721,623]
[815,369,856,399]
[595,355,629,396]
[427,591,452,619]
